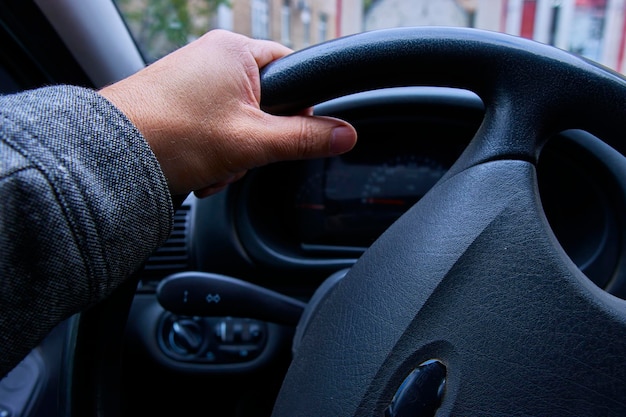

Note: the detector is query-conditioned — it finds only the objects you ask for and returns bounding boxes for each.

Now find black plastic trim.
[125,294,294,375]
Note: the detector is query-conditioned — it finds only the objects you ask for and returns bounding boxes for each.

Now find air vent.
[140,204,192,288]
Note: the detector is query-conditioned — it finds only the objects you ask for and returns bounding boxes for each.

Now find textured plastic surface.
[262,28,626,416]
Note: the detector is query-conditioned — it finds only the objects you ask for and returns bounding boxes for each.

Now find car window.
[114,0,625,73]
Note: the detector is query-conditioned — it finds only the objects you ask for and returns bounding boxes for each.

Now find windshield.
[114,0,625,73]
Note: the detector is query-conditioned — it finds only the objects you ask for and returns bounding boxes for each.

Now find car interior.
[2,0,626,416]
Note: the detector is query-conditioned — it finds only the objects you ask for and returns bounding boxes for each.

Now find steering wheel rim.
[260,27,626,416]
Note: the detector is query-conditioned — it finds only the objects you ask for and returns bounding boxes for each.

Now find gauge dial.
[291,154,449,247]
[361,154,447,208]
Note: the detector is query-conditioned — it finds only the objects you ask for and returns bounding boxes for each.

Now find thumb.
[258,114,358,162]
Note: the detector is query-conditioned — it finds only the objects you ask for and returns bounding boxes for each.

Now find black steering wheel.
[259,27,626,416]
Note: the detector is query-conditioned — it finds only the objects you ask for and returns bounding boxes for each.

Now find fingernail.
[330,126,356,155]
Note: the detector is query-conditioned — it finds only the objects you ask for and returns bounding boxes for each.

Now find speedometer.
[361,155,447,207]
[292,153,450,248]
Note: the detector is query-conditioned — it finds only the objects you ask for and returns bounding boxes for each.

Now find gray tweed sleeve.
[0,85,174,377]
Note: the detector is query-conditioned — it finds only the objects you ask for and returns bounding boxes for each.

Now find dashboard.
[124,87,626,415]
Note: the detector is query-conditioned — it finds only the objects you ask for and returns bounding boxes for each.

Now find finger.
[246,40,294,104]
[254,115,358,162]
[249,39,294,68]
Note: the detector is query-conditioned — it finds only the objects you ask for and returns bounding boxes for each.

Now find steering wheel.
[259,27,626,416]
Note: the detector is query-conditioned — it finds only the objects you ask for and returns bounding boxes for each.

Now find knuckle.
[295,119,316,158]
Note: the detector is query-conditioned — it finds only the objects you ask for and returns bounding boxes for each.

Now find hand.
[99,29,357,198]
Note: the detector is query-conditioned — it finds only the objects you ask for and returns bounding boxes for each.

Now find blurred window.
[281,0,292,45]
[252,0,270,39]
[114,0,626,73]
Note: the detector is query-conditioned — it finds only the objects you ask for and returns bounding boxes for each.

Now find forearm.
[0,85,173,377]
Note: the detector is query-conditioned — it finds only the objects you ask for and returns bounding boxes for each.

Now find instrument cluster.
[234,89,625,294]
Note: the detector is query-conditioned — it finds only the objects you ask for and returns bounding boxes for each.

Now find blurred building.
[115,0,363,61]
[365,0,626,73]
[365,0,473,29]
[218,0,363,50]
[118,0,626,73]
